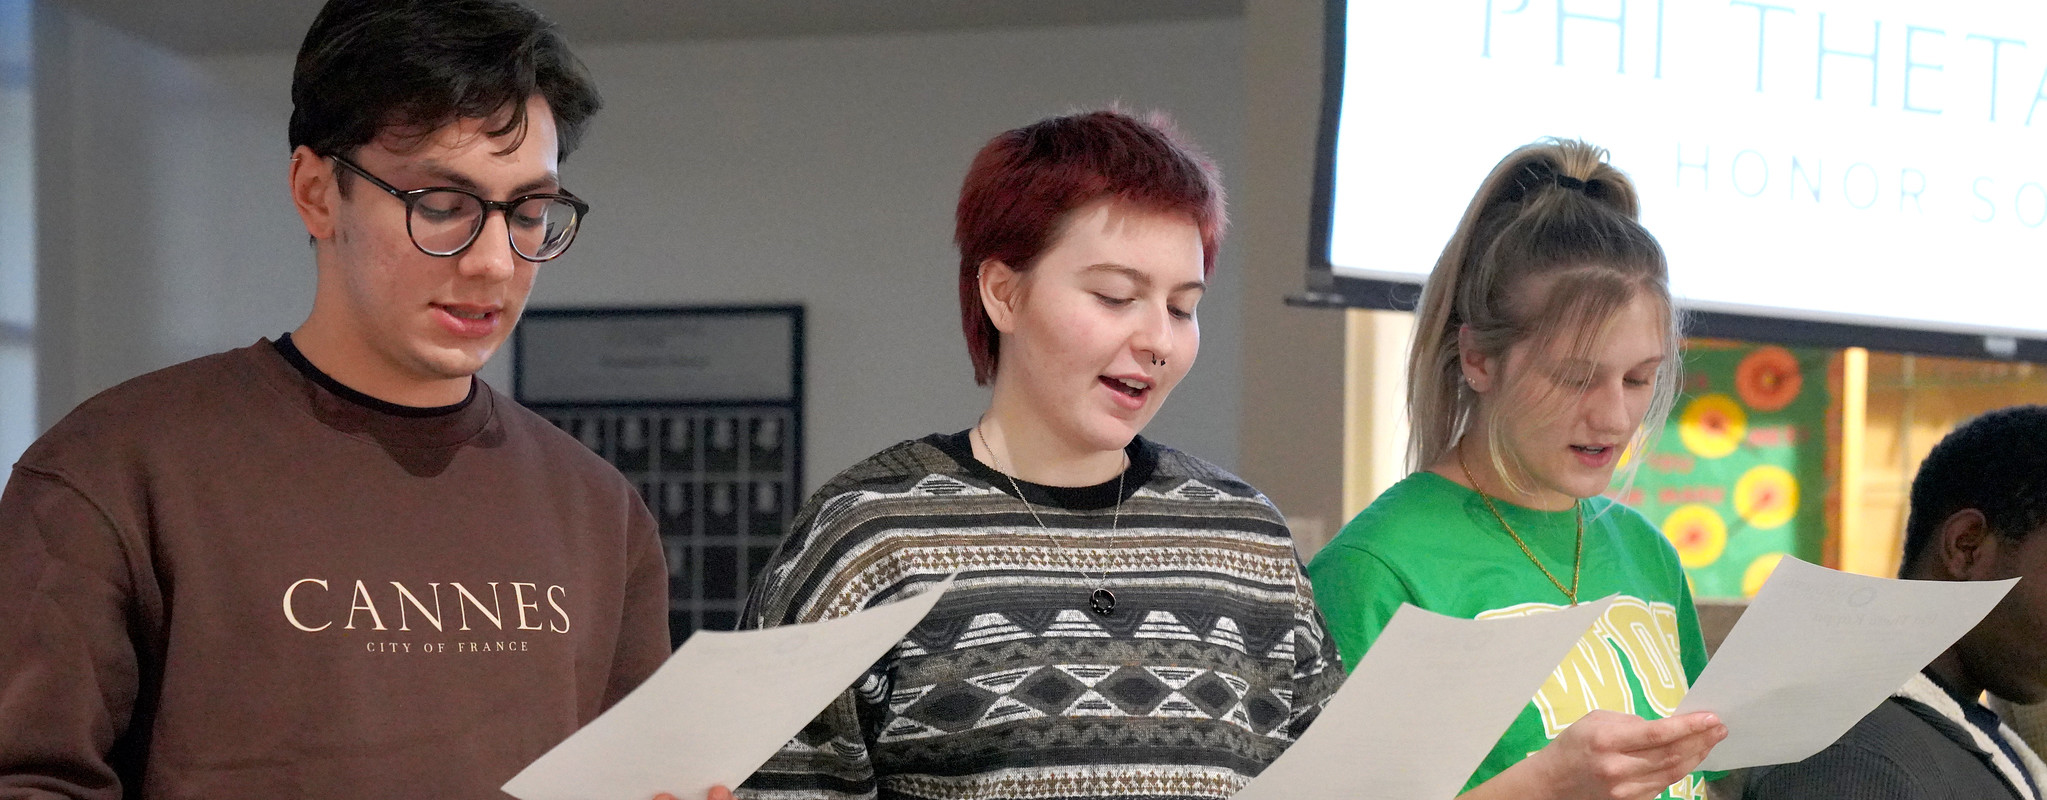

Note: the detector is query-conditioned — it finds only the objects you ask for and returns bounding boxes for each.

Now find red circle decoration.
[1735,346,1803,412]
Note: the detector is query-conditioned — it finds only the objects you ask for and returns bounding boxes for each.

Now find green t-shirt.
[1306,472,1713,800]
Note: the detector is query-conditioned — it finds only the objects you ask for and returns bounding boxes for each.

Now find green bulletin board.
[1614,341,1831,599]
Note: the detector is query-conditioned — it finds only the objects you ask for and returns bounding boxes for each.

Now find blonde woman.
[1308,140,1726,800]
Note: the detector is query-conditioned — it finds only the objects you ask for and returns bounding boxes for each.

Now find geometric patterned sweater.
[738,432,1344,800]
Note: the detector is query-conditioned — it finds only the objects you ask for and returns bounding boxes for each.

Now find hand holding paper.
[652,787,733,800]
[1673,557,2015,771]
[1234,598,1616,800]
[1480,708,1724,800]
[712,789,731,800]
[502,576,957,800]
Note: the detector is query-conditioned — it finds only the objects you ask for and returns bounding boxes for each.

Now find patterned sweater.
[738,432,1343,800]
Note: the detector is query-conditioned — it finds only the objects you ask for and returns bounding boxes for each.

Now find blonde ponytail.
[1406,139,1681,495]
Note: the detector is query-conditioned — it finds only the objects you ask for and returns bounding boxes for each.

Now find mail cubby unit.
[516,306,803,647]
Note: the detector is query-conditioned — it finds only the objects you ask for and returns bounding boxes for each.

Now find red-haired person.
[730,110,1343,800]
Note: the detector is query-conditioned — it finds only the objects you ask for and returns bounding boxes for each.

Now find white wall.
[1,0,34,482]
[33,5,308,431]
[32,17,1248,493]
[559,22,1246,489]
[1239,0,1345,545]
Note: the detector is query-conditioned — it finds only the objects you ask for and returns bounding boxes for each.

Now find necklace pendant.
[1088,588,1116,617]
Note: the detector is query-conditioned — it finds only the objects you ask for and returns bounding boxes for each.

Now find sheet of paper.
[1235,597,1617,800]
[1675,557,2015,771]
[502,576,956,800]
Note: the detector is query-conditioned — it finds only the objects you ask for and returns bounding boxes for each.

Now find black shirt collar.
[272,332,476,418]
[930,429,1156,511]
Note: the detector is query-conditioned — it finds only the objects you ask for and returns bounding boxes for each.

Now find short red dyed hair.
[956,108,1227,386]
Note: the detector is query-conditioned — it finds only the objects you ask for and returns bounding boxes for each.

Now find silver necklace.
[975,423,1122,617]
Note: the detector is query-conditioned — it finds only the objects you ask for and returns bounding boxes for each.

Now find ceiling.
[54,0,1246,56]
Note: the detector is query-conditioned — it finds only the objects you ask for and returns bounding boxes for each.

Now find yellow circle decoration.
[1743,553,1788,598]
[1734,464,1799,529]
[1678,393,1748,459]
[1662,504,1729,569]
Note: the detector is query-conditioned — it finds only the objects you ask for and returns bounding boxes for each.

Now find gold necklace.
[1457,450,1583,605]
[976,423,1123,617]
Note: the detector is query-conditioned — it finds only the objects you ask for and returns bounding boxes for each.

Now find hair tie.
[1555,174,1587,191]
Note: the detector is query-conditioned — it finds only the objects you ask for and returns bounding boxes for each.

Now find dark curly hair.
[1900,405,2047,577]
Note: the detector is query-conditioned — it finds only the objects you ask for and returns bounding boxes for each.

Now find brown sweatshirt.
[0,340,670,799]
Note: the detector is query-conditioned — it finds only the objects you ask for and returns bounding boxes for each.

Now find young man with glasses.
[0,1,669,797]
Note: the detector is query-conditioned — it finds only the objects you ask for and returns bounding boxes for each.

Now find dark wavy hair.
[288,0,601,162]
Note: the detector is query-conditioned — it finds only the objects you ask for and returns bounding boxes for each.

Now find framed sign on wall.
[515,305,804,646]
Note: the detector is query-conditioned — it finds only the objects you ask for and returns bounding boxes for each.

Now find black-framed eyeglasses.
[328,154,591,263]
